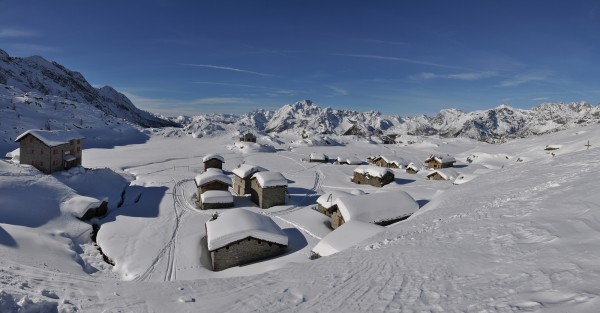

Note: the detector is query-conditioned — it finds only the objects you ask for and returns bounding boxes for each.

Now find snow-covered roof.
[202,154,225,163]
[310,152,326,161]
[61,196,103,218]
[426,168,460,180]
[194,169,232,186]
[312,220,385,257]
[353,165,392,178]
[316,190,354,209]
[335,191,419,224]
[232,164,266,178]
[252,171,287,188]
[200,190,233,204]
[406,162,419,172]
[337,156,362,165]
[205,209,288,251]
[425,155,456,164]
[15,130,84,147]
[64,154,76,162]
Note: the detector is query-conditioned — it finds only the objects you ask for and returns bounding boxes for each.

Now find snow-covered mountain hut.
[331,191,419,229]
[239,132,257,143]
[205,209,288,271]
[335,156,362,165]
[202,154,224,171]
[194,168,232,197]
[309,152,328,163]
[424,154,456,169]
[316,190,354,217]
[372,155,404,169]
[426,168,459,181]
[250,171,288,209]
[15,129,84,174]
[232,164,266,195]
[200,190,234,210]
[351,165,395,187]
[405,162,420,174]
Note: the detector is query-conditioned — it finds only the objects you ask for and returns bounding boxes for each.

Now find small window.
[29,137,32,143]
[40,161,44,166]
[77,139,80,144]
[41,150,44,155]
[31,149,34,155]
[31,161,34,165]
[77,147,80,152]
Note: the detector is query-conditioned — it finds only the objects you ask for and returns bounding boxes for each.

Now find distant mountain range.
[175,100,600,143]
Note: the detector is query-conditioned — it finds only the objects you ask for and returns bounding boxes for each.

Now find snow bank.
[201,190,233,204]
[206,209,288,251]
[312,220,385,257]
[252,171,288,187]
[309,152,326,161]
[60,195,103,218]
[335,191,419,224]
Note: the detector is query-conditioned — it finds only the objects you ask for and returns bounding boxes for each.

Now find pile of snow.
[60,195,103,218]
[194,169,232,186]
[309,152,327,161]
[312,220,385,257]
[200,190,233,204]
[232,164,266,178]
[227,141,276,154]
[252,171,288,188]
[316,190,354,209]
[353,165,392,178]
[202,154,224,163]
[205,209,288,251]
[335,191,419,224]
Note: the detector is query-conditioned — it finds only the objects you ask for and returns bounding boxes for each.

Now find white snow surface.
[309,152,326,161]
[316,190,353,209]
[60,195,103,218]
[201,153,224,163]
[205,209,288,251]
[312,220,385,257]
[427,168,460,180]
[200,190,233,204]
[15,129,84,146]
[251,171,287,187]
[194,169,232,186]
[353,164,392,177]
[231,164,265,178]
[336,190,419,224]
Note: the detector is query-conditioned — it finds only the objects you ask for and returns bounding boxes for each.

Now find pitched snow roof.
[232,164,266,178]
[205,209,288,251]
[194,169,232,186]
[425,154,456,164]
[312,220,385,257]
[337,156,362,165]
[63,154,76,162]
[316,190,354,209]
[426,168,460,180]
[335,191,419,224]
[61,196,103,218]
[252,171,287,188]
[406,162,419,172]
[353,165,392,178]
[310,152,326,161]
[200,190,233,204]
[15,130,84,147]
[202,154,225,163]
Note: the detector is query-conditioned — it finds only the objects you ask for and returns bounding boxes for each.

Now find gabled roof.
[353,165,393,178]
[424,154,456,164]
[312,220,385,257]
[335,191,419,224]
[316,190,354,209]
[232,164,266,178]
[206,209,288,251]
[336,156,362,164]
[252,171,287,188]
[15,130,84,147]
[426,168,460,180]
[202,153,225,163]
[405,162,419,172]
[200,190,233,204]
[194,169,232,187]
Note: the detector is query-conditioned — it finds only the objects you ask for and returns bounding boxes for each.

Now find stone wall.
[204,159,223,171]
[210,237,286,271]
[330,210,345,229]
[250,180,286,209]
[198,181,230,195]
[233,175,252,195]
[351,172,394,187]
[201,201,234,210]
[317,204,337,217]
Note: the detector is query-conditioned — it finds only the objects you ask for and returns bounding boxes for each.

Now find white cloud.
[410,71,497,81]
[532,96,550,101]
[0,28,37,38]
[181,63,275,77]
[498,71,552,87]
[337,53,461,69]
[326,85,349,96]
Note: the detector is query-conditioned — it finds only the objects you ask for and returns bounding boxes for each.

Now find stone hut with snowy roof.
[15,129,84,174]
[250,171,288,209]
[426,168,459,181]
[205,209,288,271]
[372,155,403,169]
[316,190,354,217]
[239,132,257,143]
[232,164,266,195]
[424,154,456,169]
[200,190,234,210]
[351,165,395,187]
[330,191,419,229]
[195,168,232,196]
[405,162,420,174]
[309,152,328,163]
[202,154,224,171]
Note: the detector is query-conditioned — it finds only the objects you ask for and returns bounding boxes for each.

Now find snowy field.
[1,124,599,312]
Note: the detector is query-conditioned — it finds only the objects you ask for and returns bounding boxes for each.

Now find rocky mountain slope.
[0,49,177,128]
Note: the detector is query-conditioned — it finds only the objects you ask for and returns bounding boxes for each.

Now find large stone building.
[232,164,265,195]
[250,171,288,209]
[330,191,419,229]
[202,154,224,171]
[205,209,288,271]
[351,165,395,187]
[15,130,84,174]
[424,154,456,169]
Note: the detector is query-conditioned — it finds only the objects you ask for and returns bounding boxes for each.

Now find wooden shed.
[424,154,456,169]
[15,129,84,174]
[232,164,266,195]
[202,154,225,171]
[205,209,288,271]
[351,165,395,187]
[250,172,288,209]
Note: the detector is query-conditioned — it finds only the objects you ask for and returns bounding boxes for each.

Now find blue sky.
[1,0,600,117]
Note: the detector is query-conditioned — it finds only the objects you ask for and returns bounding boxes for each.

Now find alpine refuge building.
[330,191,419,229]
[351,165,395,187]
[232,164,266,195]
[15,130,84,174]
[205,209,288,271]
[239,132,257,143]
[424,155,456,169]
[202,154,224,171]
[250,171,288,209]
